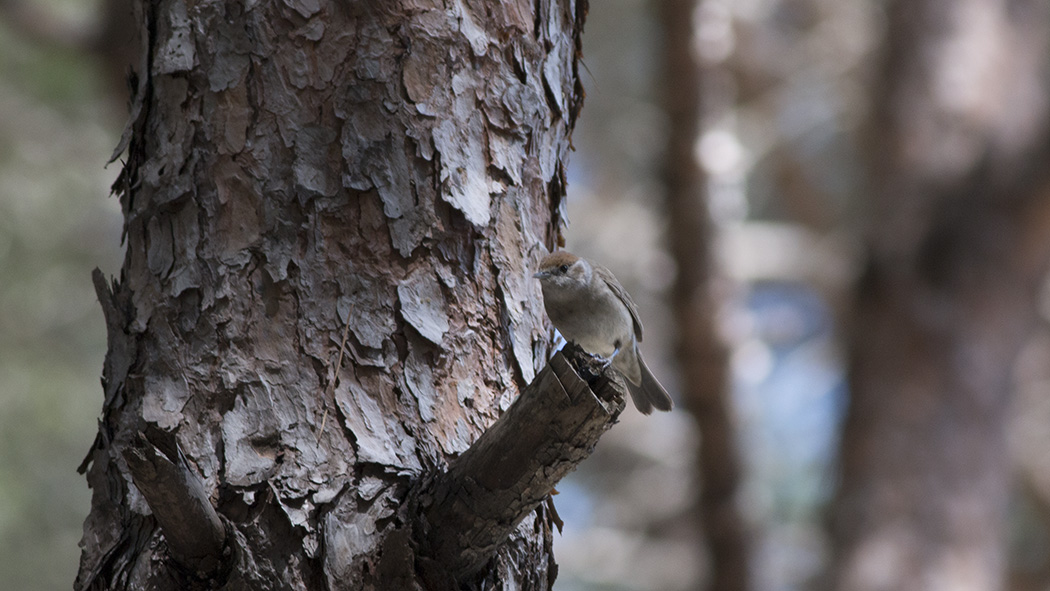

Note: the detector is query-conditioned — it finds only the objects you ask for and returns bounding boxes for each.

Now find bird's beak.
[532,270,547,279]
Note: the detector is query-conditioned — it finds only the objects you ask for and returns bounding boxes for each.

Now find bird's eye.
[559,264,569,273]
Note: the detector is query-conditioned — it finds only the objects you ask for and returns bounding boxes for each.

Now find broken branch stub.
[122,430,228,578]
[416,349,626,580]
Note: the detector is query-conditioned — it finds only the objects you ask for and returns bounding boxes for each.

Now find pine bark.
[830,0,1050,589]
[75,1,587,590]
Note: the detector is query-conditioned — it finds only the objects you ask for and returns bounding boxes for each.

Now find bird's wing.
[594,263,644,341]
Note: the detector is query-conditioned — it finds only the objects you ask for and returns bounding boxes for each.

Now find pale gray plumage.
[533,251,674,414]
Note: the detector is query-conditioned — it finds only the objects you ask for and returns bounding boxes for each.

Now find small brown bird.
[533,251,674,414]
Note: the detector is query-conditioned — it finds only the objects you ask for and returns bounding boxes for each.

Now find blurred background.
[3,0,1050,590]
[0,0,125,589]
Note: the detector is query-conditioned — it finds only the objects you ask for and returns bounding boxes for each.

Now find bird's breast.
[542,285,633,358]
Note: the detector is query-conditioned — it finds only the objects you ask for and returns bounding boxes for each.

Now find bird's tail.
[626,353,674,415]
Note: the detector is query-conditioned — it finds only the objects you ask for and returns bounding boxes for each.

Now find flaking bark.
[76,1,589,590]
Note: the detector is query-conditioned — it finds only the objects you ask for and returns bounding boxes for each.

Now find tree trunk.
[830,0,1050,589]
[75,1,587,590]
[656,1,750,589]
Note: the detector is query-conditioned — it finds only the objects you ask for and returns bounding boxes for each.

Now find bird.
[533,251,674,414]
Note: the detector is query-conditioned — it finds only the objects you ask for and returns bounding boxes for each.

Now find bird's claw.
[562,342,612,382]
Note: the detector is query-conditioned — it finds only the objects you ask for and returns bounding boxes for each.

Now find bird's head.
[533,251,591,289]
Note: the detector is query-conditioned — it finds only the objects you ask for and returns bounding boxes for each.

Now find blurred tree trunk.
[830,0,1050,589]
[657,1,750,590]
[74,1,585,590]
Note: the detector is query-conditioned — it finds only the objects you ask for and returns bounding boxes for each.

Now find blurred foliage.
[0,2,124,589]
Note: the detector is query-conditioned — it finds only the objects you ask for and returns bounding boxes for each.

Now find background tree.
[74,1,590,589]
[657,0,750,590]
[830,0,1050,589]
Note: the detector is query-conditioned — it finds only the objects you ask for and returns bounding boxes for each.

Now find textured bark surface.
[76,1,587,589]
[656,1,751,590]
[830,0,1050,589]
